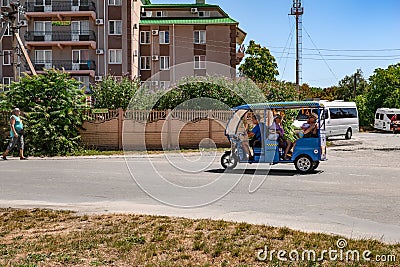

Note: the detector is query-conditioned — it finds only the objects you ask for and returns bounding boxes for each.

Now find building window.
[35,50,52,64]
[194,55,206,69]
[34,21,52,37]
[108,0,121,6]
[194,30,206,44]
[109,20,122,35]
[140,31,151,44]
[1,22,10,36]
[34,0,51,6]
[3,50,11,65]
[159,31,169,44]
[140,56,151,70]
[160,56,170,70]
[156,11,165,17]
[2,77,13,92]
[198,11,210,17]
[1,0,10,7]
[109,49,122,64]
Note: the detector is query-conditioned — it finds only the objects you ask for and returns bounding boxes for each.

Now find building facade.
[139,0,246,87]
[0,0,245,91]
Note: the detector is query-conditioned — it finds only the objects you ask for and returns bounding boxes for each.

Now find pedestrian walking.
[2,108,28,160]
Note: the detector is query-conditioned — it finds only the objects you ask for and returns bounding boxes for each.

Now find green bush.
[3,70,87,156]
[90,76,140,110]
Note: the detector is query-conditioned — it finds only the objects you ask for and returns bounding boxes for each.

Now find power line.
[266,45,400,52]
[303,25,338,82]
[278,16,295,80]
[270,51,400,58]
[278,56,400,61]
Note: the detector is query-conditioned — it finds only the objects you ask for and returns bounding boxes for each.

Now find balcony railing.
[25,31,96,42]
[25,1,96,12]
[31,60,96,71]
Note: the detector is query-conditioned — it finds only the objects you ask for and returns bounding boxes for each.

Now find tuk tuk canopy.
[232,101,323,111]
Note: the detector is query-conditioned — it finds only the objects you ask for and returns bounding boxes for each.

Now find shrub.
[3,70,87,156]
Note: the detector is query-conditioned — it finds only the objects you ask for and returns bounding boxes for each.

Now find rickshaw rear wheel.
[294,155,313,173]
[221,151,238,170]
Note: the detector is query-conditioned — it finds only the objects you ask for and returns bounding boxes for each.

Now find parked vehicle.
[221,101,327,173]
[293,100,359,139]
[374,108,400,133]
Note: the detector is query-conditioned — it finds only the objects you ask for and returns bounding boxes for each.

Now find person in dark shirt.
[242,114,263,159]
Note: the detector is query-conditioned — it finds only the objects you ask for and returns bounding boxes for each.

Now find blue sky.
[153,0,400,88]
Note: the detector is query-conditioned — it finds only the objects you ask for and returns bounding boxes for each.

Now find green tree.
[91,76,140,110]
[336,69,368,101]
[239,40,279,84]
[4,70,87,156]
[153,76,264,110]
[299,83,324,100]
[368,63,400,111]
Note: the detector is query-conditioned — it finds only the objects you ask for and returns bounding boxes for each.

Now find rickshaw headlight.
[314,149,319,154]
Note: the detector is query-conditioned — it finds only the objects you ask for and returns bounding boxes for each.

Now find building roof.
[143,4,219,8]
[140,17,238,25]
[142,3,229,17]
[141,0,151,4]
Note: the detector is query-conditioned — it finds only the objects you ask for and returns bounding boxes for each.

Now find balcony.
[25,31,96,49]
[236,45,245,65]
[30,60,96,76]
[25,1,96,20]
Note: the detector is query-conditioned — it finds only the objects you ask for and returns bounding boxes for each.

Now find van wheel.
[295,155,313,173]
[345,128,352,140]
[221,151,237,170]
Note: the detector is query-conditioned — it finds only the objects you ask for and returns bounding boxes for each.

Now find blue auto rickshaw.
[221,101,327,173]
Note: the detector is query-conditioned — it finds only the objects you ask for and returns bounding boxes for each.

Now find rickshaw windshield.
[225,109,247,136]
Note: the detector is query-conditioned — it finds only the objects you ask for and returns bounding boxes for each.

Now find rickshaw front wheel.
[221,151,238,170]
[294,155,314,173]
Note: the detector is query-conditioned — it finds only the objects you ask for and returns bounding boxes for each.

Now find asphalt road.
[1,133,399,243]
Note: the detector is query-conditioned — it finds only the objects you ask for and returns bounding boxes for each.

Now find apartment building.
[0,0,245,91]
[139,0,246,86]
[1,0,143,91]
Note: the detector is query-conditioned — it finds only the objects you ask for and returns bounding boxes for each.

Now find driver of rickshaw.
[242,114,263,160]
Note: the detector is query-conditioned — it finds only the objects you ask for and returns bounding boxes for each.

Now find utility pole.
[11,1,20,82]
[1,1,36,81]
[290,0,304,92]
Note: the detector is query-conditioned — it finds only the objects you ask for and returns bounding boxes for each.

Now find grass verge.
[0,208,399,266]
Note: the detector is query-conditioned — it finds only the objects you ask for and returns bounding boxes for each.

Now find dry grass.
[0,208,398,266]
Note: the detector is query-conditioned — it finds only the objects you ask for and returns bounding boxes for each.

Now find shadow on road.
[205,168,323,176]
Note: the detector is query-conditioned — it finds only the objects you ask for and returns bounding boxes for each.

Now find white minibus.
[374,108,400,132]
[294,100,359,139]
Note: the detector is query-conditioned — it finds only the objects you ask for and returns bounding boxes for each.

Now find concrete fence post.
[118,108,124,150]
[167,109,172,150]
[208,110,213,147]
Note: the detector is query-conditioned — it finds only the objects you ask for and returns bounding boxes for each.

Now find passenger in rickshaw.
[242,114,263,160]
[271,115,293,160]
[301,115,319,138]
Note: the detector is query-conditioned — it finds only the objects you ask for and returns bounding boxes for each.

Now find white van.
[374,108,400,132]
[294,100,359,139]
